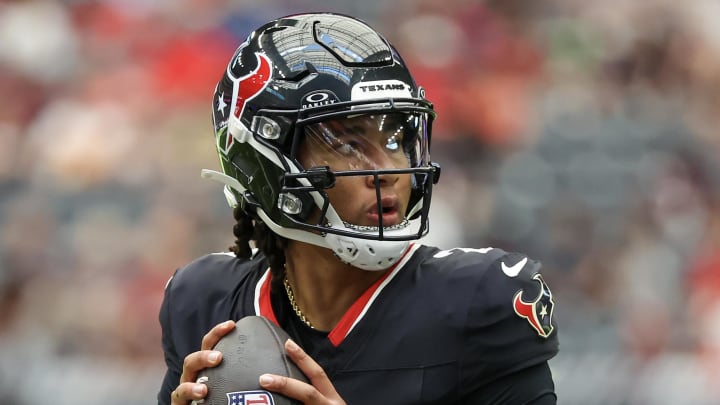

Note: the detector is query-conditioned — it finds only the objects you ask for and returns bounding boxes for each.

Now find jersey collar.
[254,243,420,346]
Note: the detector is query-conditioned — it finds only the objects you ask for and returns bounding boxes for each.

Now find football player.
[159,12,559,405]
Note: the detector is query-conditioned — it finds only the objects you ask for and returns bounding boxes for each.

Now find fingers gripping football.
[259,339,346,405]
[170,320,236,404]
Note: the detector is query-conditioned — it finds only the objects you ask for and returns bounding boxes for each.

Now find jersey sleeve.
[461,362,557,404]
[460,250,559,396]
[157,271,181,405]
[155,253,257,405]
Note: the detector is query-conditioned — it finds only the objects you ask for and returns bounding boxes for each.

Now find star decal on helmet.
[217,91,228,116]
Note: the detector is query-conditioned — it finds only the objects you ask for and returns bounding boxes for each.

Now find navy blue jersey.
[158,244,559,404]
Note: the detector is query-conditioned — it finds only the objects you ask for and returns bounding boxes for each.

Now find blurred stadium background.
[1,0,720,403]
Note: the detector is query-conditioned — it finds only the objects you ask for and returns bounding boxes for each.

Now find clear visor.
[300,112,429,171]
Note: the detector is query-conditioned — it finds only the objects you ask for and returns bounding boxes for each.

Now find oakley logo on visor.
[301,91,339,109]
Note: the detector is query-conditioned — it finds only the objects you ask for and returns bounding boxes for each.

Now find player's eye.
[334,137,362,156]
[385,134,400,151]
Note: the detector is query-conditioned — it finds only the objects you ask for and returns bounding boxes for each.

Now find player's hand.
[170,320,236,405]
[259,339,347,405]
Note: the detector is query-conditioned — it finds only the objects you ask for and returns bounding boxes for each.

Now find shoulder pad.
[423,247,556,339]
[461,250,558,382]
[487,251,556,339]
[167,252,263,301]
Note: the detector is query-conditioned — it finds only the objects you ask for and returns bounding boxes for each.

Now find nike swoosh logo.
[501,257,528,277]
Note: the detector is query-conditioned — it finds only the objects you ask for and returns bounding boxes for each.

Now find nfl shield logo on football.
[226,390,274,405]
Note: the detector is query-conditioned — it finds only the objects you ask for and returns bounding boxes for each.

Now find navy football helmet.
[203,13,440,270]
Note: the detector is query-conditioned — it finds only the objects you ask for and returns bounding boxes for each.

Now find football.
[197,316,309,405]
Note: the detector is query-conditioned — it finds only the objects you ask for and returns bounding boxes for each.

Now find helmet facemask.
[293,110,433,225]
[205,102,438,271]
[241,105,438,270]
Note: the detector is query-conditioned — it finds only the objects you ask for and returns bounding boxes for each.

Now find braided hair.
[230,206,287,293]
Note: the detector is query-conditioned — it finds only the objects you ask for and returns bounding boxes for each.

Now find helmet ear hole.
[278,193,303,215]
[251,116,282,140]
[277,174,326,223]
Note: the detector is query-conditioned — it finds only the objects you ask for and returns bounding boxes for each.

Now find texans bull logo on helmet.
[513,274,555,338]
[215,47,273,155]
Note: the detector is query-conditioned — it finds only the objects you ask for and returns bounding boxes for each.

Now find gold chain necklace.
[283,276,314,329]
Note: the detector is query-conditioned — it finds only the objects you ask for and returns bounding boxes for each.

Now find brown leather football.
[197,316,309,405]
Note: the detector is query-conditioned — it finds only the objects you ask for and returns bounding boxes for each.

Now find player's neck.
[284,241,388,332]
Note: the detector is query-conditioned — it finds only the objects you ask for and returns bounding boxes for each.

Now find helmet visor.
[299,112,429,171]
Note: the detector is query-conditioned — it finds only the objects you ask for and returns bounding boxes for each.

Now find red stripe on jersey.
[328,244,417,346]
[254,245,419,345]
[256,268,280,326]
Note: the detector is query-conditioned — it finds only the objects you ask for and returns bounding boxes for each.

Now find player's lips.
[366,196,401,226]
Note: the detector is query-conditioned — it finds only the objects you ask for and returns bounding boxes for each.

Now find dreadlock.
[230,205,287,293]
